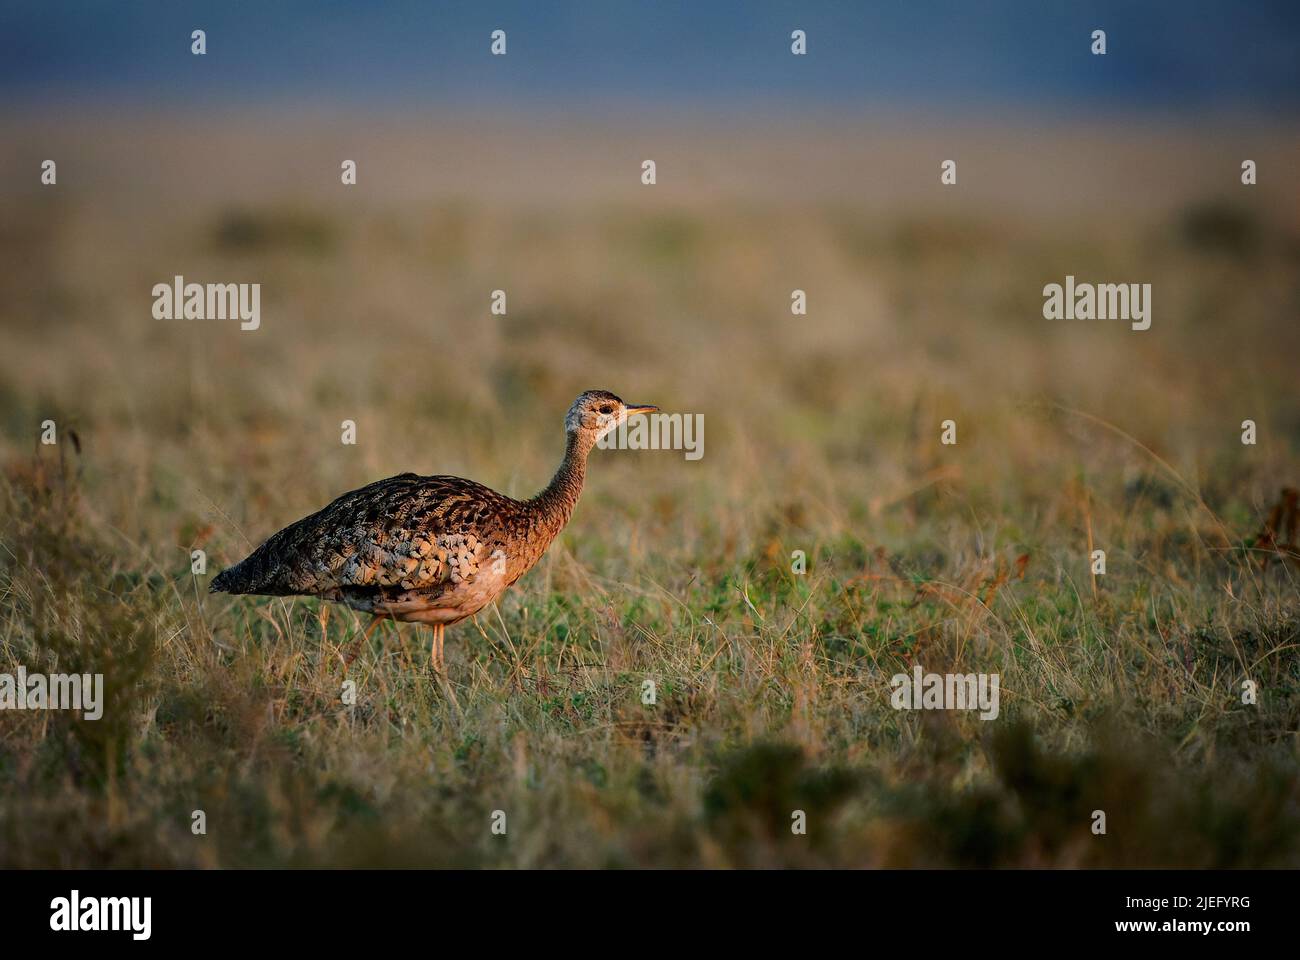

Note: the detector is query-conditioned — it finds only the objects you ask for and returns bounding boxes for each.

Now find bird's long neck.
[528,430,592,537]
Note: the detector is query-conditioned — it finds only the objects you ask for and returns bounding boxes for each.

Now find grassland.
[1,114,1298,867]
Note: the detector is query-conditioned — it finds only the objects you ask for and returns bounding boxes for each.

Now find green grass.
[1,164,1299,867]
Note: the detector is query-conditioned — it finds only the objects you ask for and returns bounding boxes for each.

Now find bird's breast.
[357,562,512,625]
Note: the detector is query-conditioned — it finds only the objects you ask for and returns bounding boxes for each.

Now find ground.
[1,115,1298,867]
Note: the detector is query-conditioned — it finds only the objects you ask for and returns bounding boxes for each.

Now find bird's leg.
[431,623,446,677]
[343,616,384,669]
[430,624,460,711]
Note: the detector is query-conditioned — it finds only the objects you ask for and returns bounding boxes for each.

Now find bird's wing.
[230,473,515,597]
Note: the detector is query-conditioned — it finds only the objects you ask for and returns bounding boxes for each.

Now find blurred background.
[3,0,1298,535]
[1,2,1299,867]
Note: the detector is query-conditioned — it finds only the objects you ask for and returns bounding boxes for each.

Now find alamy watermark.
[152,275,260,330]
[0,667,103,720]
[1043,275,1151,331]
[597,412,704,461]
[50,891,151,940]
[890,665,1000,720]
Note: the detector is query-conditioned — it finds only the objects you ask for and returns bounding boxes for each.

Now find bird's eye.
[599,405,614,414]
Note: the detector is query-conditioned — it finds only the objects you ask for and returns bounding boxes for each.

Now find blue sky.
[2,1,1298,114]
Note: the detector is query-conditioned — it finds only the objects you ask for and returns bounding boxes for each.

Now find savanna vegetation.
[1,116,1298,867]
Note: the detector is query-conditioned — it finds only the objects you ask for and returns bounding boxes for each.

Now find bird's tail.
[210,563,249,594]
[210,550,294,596]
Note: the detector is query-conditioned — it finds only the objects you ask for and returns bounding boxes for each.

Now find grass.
[1,121,1299,867]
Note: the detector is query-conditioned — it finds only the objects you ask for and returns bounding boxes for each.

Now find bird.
[210,390,658,675]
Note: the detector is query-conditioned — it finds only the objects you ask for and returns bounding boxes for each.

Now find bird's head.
[565,390,658,442]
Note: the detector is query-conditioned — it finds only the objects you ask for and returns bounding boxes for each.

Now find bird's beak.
[625,404,659,416]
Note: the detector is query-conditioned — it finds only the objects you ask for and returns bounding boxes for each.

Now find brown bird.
[211,390,658,674]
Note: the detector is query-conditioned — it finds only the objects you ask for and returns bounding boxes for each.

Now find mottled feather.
[209,390,636,629]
